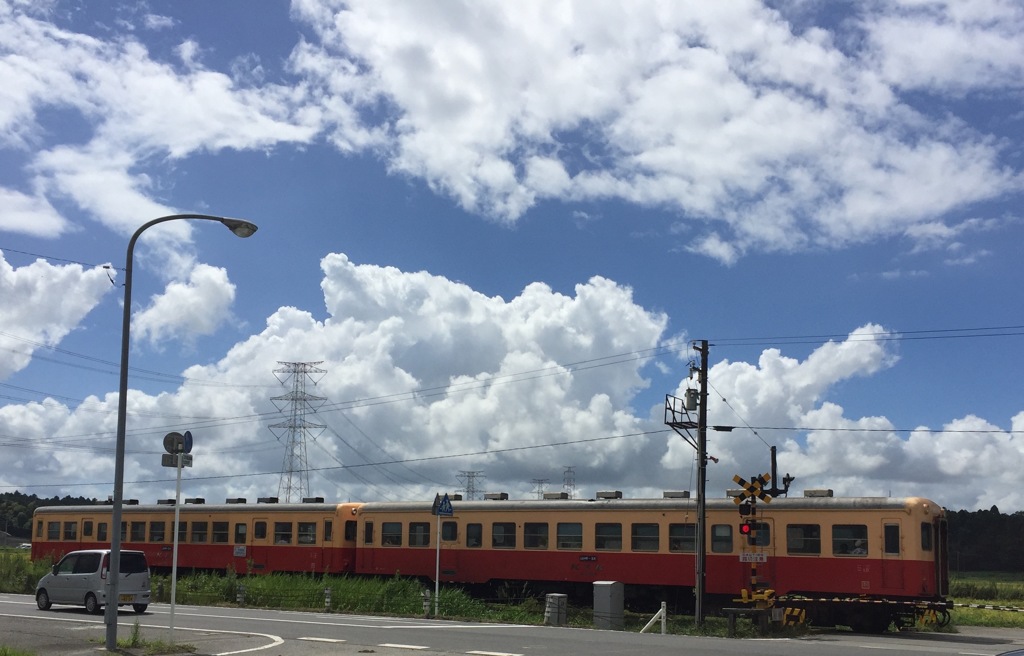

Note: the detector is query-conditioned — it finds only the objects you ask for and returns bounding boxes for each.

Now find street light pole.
[105,214,257,651]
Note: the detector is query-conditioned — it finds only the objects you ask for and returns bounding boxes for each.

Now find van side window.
[56,555,78,574]
[120,552,149,574]
[74,552,101,573]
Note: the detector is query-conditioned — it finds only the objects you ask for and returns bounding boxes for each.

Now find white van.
[35,549,151,614]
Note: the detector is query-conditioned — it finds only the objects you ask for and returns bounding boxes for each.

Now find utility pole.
[664,339,710,627]
[693,339,710,627]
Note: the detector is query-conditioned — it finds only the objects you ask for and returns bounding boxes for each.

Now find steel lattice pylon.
[269,361,326,502]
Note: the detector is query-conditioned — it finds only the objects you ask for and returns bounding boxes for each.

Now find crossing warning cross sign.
[733,473,773,504]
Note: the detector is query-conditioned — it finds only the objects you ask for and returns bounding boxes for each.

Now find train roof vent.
[185,497,205,504]
[596,490,623,499]
[125,499,139,505]
[156,499,176,505]
[452,494,463,501]
[484,492,509,500]
[725,489,744,498]
[225,498,246,504]
[543,492,570,500]
[804,489,834,497]
[302,496,325,503]
[257,497,279,504]
[663,490,690,499]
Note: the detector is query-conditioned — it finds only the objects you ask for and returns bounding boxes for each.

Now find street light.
[105,214,257,650]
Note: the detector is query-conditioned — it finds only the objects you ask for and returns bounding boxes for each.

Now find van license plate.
[119,594,134,602]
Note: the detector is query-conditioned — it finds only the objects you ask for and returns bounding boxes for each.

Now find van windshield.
[120,553,148,574]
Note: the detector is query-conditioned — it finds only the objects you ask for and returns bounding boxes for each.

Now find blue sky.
[1,0,1022,511]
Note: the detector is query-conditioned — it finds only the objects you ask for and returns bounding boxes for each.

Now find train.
[31,488,951,633]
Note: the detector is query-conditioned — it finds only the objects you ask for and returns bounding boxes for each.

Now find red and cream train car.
[32,491,950,632]
[32,499,360,576]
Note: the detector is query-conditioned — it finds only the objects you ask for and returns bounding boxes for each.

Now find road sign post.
[432,493,454,617]
[161,431,194,645]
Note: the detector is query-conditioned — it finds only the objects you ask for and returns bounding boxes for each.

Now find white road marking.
[467,651,524,656]
[379,643,430,650]
[299,637,346,643]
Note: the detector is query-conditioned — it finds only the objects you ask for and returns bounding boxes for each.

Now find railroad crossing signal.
[733,473,773,505]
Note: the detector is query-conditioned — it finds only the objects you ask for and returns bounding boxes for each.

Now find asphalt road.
[2,593,1024,656]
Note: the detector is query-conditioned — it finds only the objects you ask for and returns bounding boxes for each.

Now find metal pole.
[105,214,257,651]
[694,339,709,627]
[434,512,441,617]
[169,454,183,645]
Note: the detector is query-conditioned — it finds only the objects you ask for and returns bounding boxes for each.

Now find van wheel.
[132,604,148,614]
[84,593,101,615]
[36,589,51,610]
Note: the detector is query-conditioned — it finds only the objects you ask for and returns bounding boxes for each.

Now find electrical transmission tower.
[562,466,576,499]
[269,361,326,503]
[457,470,484,500]
[532,478,549,499]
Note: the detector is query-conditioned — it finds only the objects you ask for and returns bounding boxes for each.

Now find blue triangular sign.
[437,493,454,516]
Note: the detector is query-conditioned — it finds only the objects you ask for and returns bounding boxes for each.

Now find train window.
[98,522,108,542]
[710,524,733,553]
[631,523,659,552]
[83,520,93,538]
[786,524,821,555]
[524,523,549,549]
[192,521,209,543]
[255,521,267,540]
[921,522,933,551]
[298,522,317,544]
[120,522,127,541]
[832,524,867,556]
[492,522,517,549]
[325,520,334,542]
[213,522,230,544]
[595,523,622,551]
[363,522,374,545]
[467,523,483,548]
[61,522,75,540]
[382,522,402,546]
[668,523,696,553]
[750,522,771,547]
[884,524,900,554]
[441,521,457,542]
[344,520,357,541]
[274,522,293,545]
[177,521,187,542]
[234,523,247,544]
[130,522,145,542]
[36,520,43,538]
[557,523,583,550]
[148,521,165,542]
[409,522,430,547]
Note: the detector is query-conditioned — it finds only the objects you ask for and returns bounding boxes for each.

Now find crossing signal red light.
[740,519,757,545]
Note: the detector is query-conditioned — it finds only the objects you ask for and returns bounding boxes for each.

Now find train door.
[359,516,375,572]
[439,519,459,580]
[752,517,776,592]
[231,520,250,573]
[881,518,902,590]
[249,517,270,572]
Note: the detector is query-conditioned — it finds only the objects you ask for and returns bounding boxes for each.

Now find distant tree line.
[0,492,1015,571]
[0,491,98,540]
